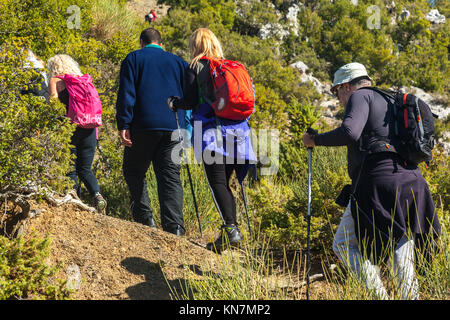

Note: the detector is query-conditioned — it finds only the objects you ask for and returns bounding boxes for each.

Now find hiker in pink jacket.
[47,54,107,213]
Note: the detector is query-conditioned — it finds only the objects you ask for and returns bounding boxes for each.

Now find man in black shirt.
[302,62,440,299]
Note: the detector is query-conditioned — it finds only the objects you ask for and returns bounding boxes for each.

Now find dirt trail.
[23,200,218,300]
[18,199,331,300]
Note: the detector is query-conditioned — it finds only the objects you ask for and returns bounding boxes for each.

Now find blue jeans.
[67,127,101,197]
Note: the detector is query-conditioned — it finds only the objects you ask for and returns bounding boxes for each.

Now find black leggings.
[203,155,248,226]
[67,127,100,197]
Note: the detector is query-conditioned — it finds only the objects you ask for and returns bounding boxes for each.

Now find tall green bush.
[0,38,73,196]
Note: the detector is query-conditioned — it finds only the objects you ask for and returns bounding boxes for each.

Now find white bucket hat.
[331,62,372,91]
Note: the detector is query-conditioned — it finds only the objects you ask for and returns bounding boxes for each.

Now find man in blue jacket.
[116,28,188,236]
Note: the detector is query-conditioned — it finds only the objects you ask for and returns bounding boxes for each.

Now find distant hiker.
[168,28,257,253]
[302,62,441,299]
[47,54,107,213]
[21,49,49,101]
[116,28,188,236]
[145,9,157,24]
[151,10,157,21]
[144,12,151,23]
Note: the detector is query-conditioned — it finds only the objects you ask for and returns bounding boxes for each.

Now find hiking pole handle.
[306,127,318,150]
[306,127,318,135]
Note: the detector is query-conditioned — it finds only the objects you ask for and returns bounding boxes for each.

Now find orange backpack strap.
[403,93,409,128]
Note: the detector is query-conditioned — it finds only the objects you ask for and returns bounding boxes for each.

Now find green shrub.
[0,0,94,60]
[249,84,289,134]
[248,146,348,251]
[0,37,74,195]
[233,0,279,36]
[421,146,450,218]
[0,234,71,300]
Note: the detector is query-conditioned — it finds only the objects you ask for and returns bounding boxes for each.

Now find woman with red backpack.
[47,54,107,213]
[169,28,256,253]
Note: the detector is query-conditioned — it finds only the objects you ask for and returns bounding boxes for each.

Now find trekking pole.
[306,146,312,300]
[174,110,203,237]
[239,181,252,237]
[305,127,317,301]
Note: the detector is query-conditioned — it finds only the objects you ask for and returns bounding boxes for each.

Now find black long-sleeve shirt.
[314,88,397,180]
[172,60,216,111]
[172,68,198,110]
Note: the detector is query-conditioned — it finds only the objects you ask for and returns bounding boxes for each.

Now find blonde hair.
[47,54,83,79]
[189,28,224,68]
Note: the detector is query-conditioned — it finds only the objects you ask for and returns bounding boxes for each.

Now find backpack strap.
[357,87,399,134]
[196,59,223,148]
[355,87,399,155]
[358,87,398,154]
[195,59,214,106]
[414,96,425,139]
[195,76,204,105]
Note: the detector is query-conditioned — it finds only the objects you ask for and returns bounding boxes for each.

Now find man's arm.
[116,56,136,132]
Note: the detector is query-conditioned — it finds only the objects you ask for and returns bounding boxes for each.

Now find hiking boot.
[166,224,185,236]
[146,216,156,228]
[206,224,241,254]
[94,193,107,214]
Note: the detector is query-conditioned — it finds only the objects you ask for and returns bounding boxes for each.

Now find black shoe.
[175,225,185,236]
[130,202,156,228]
[166,225,185,236]
[146,217,156,228]
[206,225,241,254]
[139,215,156,228]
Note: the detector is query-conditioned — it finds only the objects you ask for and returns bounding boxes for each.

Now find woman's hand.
[302,132,316,148]
[167,96,179,111]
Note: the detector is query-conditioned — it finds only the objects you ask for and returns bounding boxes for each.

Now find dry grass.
[90,0,144,41]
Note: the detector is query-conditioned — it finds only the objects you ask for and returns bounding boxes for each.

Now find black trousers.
[123,130,184,233]
[203,155,248,226]
[67,127,100,197]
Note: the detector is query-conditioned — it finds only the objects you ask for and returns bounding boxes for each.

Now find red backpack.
[57,74,103,128]
[201,57,255,120]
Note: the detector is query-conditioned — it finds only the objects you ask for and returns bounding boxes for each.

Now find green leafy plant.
[0,37,74,197]
[0,234,72,300]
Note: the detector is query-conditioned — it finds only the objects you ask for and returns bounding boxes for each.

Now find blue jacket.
[116,45,189,132]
